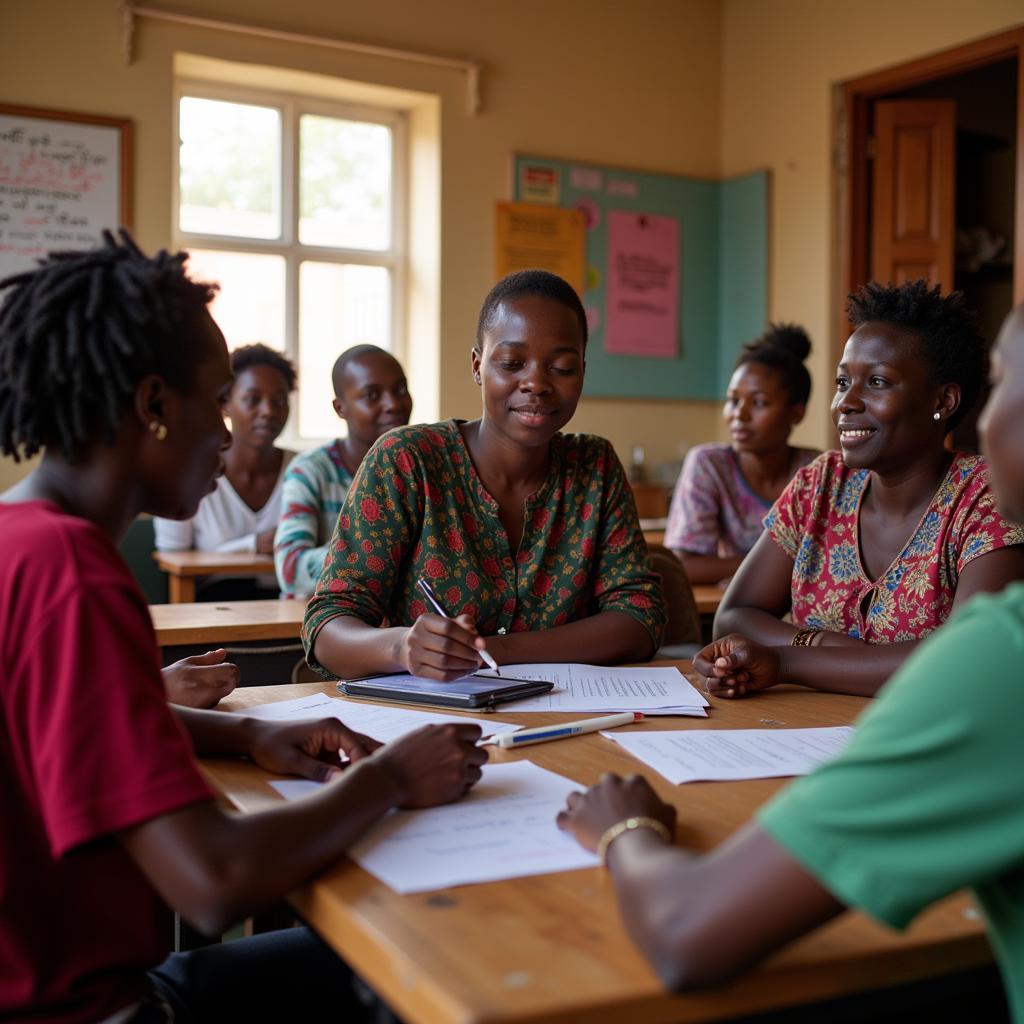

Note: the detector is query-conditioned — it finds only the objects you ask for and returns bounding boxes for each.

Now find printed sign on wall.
[604,211,679,358]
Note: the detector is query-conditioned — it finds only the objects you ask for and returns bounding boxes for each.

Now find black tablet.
[337,673,553,710]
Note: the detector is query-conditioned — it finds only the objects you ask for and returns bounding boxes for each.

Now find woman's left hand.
[246,718,383,782]
[556,773,676,853]
[692,634,782,698]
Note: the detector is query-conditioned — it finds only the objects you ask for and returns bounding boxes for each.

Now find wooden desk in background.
[149,599,305,647]
[691,584,724,618]
[152,551,276,603]
[205,675,990,1024]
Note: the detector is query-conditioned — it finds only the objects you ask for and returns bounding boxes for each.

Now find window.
[174,84,406,441]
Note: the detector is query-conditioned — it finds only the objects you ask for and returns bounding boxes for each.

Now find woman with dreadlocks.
[0,231,486,1023]
[693,280,1024,699]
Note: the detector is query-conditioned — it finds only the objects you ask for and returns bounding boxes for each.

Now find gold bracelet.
[596,816,672,865]
[791,628,821,647]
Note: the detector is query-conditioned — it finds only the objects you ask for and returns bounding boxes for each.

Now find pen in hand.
[416,577,502,675]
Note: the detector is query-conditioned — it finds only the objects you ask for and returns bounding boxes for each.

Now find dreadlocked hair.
[847,280,986,432]
[0,229,217,462]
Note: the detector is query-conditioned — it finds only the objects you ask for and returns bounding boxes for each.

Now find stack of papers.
[477,663,709,717]
[238,692,521,743]
[603,727,855,784]
[270,761,599,893]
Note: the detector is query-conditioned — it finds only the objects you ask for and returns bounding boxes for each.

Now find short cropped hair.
[330,344,397,397]
[735,323,813,406]
[475,270,588,348]
[847,280,985,431]
[0,229,216,463]
[231,343,297,392]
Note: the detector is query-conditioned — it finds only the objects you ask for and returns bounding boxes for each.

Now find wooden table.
[152,551,276,603]
[691,584,724,618]
[149,599,305,646]
[204,674,991,1024]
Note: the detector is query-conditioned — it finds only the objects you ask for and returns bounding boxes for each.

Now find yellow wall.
[0,0,723,491]
[2,0,1022,492]
[721,0,1024,450]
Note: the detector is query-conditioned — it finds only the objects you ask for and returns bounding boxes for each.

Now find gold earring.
[149,421,168,441]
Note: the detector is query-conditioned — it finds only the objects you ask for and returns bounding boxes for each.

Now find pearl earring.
[933,412,941,421]
[149,421,168,441]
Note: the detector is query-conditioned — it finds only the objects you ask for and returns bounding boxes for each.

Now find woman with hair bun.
[664,324,818,585]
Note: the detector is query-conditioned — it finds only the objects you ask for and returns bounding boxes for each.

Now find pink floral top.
[764,451,1024,643]
[665,443,817,557]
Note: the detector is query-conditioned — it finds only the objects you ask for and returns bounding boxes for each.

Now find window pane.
[299,263,390,437]
[299,114,391,250]
[179,97,280,239]
[186,249,285,351]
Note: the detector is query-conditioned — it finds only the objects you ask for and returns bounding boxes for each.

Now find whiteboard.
[0,107,132,283]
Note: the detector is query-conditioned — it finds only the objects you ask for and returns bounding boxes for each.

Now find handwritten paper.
[237,692,520,743]
[603,727,855,784]
[0,113,123,280]
[476,663,708,716]
[346,762,597,892]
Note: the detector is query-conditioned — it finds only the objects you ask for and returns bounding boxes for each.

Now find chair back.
[647,543,701,645]
[118,515,168,604]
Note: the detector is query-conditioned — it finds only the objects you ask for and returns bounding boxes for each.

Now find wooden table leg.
[168,574,196,603]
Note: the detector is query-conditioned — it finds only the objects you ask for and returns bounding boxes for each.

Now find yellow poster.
[494,201,586,297]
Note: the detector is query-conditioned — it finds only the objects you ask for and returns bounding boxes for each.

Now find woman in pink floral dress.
[693,280,1024,698]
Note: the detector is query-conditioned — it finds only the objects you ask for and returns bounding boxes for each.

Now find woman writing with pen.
[302,270,666,682]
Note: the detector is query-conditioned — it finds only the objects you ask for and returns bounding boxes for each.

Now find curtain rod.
[120,1,483,113]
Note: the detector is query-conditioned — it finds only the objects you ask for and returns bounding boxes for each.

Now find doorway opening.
[838,27,1024,449]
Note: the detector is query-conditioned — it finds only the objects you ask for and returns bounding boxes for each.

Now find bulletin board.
[0,105,133,283]
[512,154,768,400]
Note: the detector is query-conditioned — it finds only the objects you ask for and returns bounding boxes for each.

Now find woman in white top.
[155,343,296,599]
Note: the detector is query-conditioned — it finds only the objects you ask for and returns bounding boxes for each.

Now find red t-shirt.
[0,501,214,1023]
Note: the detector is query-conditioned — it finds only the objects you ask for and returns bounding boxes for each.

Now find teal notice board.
[512,155,768,400]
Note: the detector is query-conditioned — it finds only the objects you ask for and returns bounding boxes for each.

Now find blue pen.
[482,712,643,748]
[416,577,501,675]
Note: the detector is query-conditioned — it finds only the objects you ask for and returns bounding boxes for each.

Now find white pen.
[481,711,643,748]
[416,576,502,675]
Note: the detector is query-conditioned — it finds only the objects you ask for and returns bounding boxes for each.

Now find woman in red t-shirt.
[0,232,486,1023]
[693,280,1024,698]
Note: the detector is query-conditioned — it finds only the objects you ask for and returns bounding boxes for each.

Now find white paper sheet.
[604,727,855,784]
[477,663,708,716]
[346,762,598,892]
[237,692,520,743]
[271,762,599,891]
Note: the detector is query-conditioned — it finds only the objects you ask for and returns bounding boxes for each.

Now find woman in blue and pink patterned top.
[665,325,818,584]
[694,281,1024,699]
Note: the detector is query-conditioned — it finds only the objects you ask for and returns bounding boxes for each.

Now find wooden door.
[871,100,955,289]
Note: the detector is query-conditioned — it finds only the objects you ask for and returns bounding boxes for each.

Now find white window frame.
[172,78,408,445]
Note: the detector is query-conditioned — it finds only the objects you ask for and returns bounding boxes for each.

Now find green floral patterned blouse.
[302,420,666,673]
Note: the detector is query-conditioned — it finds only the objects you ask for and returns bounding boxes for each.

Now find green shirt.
[302,420,666,673]
[760,582,1024,1020]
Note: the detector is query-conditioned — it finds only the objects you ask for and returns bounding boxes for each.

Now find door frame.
[836,25,1024,363]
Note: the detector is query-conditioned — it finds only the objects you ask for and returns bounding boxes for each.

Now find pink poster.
[605,211,679,358]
